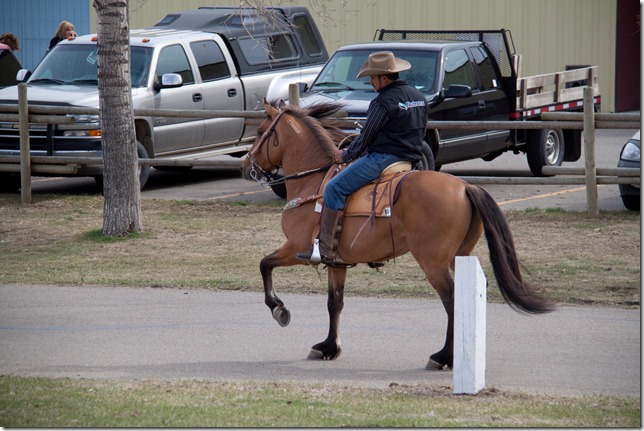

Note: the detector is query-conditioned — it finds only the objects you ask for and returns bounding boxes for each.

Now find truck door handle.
[227,88,237,97]
[193,93,202,103]
[478,100,486,109]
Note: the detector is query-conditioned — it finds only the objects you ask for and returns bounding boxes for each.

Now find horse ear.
[264,99,278,117]
[278,99,287,109]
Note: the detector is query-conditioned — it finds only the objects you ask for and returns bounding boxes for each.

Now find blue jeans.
[324,152,402,210]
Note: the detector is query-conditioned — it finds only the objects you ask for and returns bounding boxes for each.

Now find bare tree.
[94,0,142,236]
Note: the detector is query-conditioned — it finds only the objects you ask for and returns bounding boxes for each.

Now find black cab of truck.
[299,35,511,167]
[153,6,329,74]
[0,47,21,89]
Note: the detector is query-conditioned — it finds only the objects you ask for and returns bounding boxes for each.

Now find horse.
[241,100,554,370]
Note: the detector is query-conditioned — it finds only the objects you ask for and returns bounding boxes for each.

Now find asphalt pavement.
[0,284,639,397]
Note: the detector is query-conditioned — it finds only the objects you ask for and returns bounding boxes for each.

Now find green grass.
[0,377,639,427]
[0,194,639,307]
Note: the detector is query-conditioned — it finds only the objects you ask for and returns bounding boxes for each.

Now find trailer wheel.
[94,140,151,191]
[526,128,564,176]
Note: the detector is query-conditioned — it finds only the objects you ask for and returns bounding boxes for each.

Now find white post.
[453,256,487,394]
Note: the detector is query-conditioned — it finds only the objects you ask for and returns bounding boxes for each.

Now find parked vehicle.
[298,29,601,175]
[0,6,328,191]
[0,47,21,89]
[618,130,640,211]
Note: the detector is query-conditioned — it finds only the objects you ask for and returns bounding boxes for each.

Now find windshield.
[29,44,153,88]
[312,48,439,93]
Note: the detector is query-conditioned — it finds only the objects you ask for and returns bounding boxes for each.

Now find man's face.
[370,74,387,92]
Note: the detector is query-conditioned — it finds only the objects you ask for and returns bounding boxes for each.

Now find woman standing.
[48,21,77,50]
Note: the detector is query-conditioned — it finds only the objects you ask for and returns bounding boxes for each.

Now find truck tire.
[0,173,21,192]
[526,128,564,176]
[94,141,151,190]
[270,179,287,199]
[563,129,582,161]
[420,140,435,171]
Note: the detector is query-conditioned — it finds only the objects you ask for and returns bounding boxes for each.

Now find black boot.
[297,207,345,265]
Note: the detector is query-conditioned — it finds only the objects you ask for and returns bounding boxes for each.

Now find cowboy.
[298,51,428,266]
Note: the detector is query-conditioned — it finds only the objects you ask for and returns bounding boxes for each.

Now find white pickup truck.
[0,6,328,190]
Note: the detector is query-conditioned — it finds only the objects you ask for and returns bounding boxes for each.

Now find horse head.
[241,98,347,187]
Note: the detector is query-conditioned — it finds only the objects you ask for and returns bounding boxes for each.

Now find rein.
[247,108,334,187]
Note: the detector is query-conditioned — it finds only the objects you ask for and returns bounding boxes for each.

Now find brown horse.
[241,100,554,370]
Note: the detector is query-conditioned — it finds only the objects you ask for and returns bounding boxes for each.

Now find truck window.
[190,40,230,82]
[469,47,498,91]
[238,33,297,65]
[443,48,477,90]
[155,44,195,85]
[293,14,322,56]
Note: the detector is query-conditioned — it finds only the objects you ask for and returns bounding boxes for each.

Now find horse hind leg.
[408,253,455,370]
[308,266,347,360]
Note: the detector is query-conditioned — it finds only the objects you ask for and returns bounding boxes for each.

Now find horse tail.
[465,184,555,314]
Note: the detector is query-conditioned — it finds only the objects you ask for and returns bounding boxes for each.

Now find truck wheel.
[526,129,564,176]
[420,141,435,171]
[0,173,21,192]
[94,141,151,190]
[270,179,287,199]
[563,129,582,161]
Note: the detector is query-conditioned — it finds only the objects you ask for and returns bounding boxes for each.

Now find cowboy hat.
[356,51,411,78]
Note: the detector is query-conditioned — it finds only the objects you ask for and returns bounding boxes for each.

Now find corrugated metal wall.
[111,0,618,111]
[2,0,90,70]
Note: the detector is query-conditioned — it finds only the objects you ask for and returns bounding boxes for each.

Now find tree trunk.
[94,0,142,236]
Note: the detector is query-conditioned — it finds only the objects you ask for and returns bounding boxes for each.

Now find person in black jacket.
[298,51,428,266]
[48,21,77,51]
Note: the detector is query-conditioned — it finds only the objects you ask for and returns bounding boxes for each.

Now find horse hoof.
[307,349,324,360]
[425,358,446,370]
[272,307,291,327]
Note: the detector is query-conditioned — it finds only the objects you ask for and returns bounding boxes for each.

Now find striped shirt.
[341,100,389,163]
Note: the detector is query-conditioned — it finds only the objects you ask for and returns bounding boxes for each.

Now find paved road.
[0,284,639,397]
[8,129,640,397]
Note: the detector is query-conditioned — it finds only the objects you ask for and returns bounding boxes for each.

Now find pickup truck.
[0,6,328,191]
[298,29,600,176]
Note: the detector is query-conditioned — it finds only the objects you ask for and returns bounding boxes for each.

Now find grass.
[0,376,639,427]
[0,193,639,307]
[0,193,640,427]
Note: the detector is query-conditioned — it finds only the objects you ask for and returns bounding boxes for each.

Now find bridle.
[246,108,333,188]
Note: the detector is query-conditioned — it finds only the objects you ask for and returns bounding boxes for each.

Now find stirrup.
[297,239,321,264]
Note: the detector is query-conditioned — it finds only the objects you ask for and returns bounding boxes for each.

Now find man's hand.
[332,149,345,164]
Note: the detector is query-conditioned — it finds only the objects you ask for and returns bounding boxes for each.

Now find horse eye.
[257,130,264,137]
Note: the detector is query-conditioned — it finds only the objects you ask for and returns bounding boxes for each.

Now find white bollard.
[453,256,487,394]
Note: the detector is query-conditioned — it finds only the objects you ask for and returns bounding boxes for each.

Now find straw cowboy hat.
[356,51,411,78]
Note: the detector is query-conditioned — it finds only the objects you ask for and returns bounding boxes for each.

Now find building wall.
[2,0,90,70]
[105,0,619,112]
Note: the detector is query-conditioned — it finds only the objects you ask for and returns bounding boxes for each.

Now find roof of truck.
[150,6,308,39]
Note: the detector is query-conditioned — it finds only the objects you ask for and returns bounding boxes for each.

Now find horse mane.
[274,101,353,158]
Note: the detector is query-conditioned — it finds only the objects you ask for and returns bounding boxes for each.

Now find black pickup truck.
[299,29,601,175]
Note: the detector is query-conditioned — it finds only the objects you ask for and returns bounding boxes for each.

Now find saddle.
[315,161,414,218]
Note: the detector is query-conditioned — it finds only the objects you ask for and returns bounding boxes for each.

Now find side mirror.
[16,69,31,82]
[153,73,183,90]
[441,84,472,99]
[298,82,308,93]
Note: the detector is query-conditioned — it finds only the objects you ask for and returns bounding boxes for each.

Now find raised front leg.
[308,266,347,360]
[260,245,302,327]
